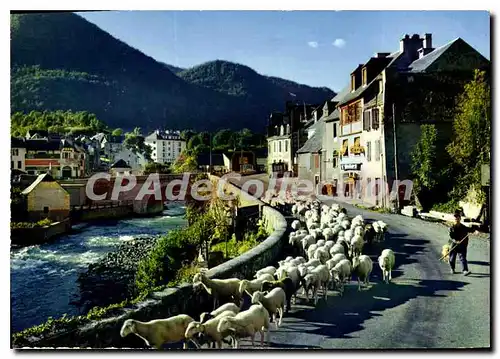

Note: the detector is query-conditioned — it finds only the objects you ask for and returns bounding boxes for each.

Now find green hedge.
[11,218,53,229]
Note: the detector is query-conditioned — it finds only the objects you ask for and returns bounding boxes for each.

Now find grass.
[354,203,392,214]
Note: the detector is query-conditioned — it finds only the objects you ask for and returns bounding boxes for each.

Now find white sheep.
[350,234,364,258]
[193,271,242,310]
[304,264,331,305]
[251,288,286,328]
[254,266,277,278]
[200,302,240,324]
[120,314,195,349]
[329,243,345,257]
[326,253,347,271]
[322,228,335,241]
[324,240,335,251]
[352,255,373,291]
[307,243,319,261]
[291,220,301,231]
[378,249,396,284]
[239,273,275,296]
[185,310,236,349]
[316,239,326,247]
[313,246,330,264]
[217,303,270,348]
[331,259,352,295]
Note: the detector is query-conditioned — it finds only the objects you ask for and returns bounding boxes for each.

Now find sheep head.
[199,312,212,324]
[217,317,232,334]
[120,319,136,338]
[185,321,204,339]
[251,291,265,305]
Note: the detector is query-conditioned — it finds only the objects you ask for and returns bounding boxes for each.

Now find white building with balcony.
[145,130,186,165]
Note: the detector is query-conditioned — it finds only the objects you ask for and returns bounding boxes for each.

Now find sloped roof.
[21,173,57,195]
[407,38,457,73]
[324,108,340,122]
[111,159,131,169]
[11,137,26,148]
[297,120,325,154]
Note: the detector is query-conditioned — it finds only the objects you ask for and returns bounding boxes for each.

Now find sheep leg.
[251,332,256,347]
[182,341,188,350]
[260,330,265,346]
[314,286,318,306]
[357,278,361,291]
[389,270,392,282]
[278,307,284,326]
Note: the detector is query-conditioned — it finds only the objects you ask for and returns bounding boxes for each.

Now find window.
[43,206,49,214]
[153,141,156,144]
[372,109,380,130]
[375,139,381,161]
[366,141,372,161]
[11,161,14,168]
[332,151,339,168]
[18,161,21,169]
[269,145,272,154]
[279,141,282,152]
[362,67,367,86]
[341,139,349,157]
[12,149,19,156]
[285,140,288,153]
[351,74,356,92]
[363,110,371,131]
[274,142,277,152]
[333,123,338,138]
[366,177,372,197]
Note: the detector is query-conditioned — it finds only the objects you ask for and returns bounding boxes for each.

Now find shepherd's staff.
[439,220,480,262]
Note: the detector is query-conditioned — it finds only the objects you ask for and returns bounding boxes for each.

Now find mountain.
[161,63,186,74]
[10,12,335,133]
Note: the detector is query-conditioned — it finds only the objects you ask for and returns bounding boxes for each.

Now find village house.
[196,152,229,173]
[266,102,317,176]
[335,33,490,208]
[11,137,26,172]
[145,130,186,165]
[297,106,325,186]
[21,173,70,222]
[18,137,87,179]
[113,147,148,172]
[109,159,132,176]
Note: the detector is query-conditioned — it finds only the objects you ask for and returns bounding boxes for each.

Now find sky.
[78,10,490,92]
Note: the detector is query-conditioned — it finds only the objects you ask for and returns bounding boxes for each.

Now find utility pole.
[392,103,400,212]
[209,132,212,174]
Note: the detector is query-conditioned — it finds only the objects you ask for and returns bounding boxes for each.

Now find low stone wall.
[11,219,72,247]
[14,176,288,349]
[75,206,134,222]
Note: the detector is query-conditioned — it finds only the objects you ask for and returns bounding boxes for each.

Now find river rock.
[76,236,159,311]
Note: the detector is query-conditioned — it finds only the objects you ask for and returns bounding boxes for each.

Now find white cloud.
[307,41,319,48]
[332,38,346,48]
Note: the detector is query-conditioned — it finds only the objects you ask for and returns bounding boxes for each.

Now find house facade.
[266,102,317,176]
[335,33,490,208]
[145,130,186,165]
[22,138,87,179]
[11,137,27,172]
[21,173,70,222]
[113,147,147,172]
[297,106,325,186]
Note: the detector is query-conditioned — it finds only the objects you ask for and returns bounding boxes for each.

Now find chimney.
[399,34,410,52]
[400,34,423,62]
[417,33,434,58]
[424,33,432,49]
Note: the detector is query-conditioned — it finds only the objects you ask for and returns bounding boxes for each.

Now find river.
[10,203,187,333]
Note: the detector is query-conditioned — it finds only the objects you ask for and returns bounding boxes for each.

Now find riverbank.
[10,204,187,333]
[76,236,159,312]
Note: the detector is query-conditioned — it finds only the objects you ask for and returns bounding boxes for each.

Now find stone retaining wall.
[11,219,72,247]
[14,176,287,349]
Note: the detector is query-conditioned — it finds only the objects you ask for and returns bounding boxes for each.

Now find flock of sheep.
[119,200,397,350]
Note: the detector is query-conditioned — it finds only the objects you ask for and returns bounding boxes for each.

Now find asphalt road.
[226,175,491,349]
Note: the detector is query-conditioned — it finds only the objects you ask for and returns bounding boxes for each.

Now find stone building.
[21,173,70,222]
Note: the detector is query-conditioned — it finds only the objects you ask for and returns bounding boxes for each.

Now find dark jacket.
[449,223,474,252]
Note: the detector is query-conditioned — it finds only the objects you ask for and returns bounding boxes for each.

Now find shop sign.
[341,163,362,171]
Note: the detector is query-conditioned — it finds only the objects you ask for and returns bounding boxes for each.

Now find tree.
[124,127,152,161]
[212,129,234,150]
[446,69,491,204]
[112,128,123,136]
[143,162,170,174]
[171,152,198,174]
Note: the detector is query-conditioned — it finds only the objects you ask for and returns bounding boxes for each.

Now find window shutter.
[367,141,371,161]
[372,109,379,130]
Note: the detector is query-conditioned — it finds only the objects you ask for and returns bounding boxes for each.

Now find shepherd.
[447,210,476,276]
